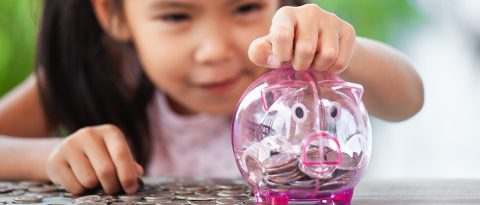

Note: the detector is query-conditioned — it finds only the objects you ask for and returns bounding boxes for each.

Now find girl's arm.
[0,75,60,179]
[0,136,61,180]
[0,75,54,136]
[340,37,424,121]
[249,4,424,121]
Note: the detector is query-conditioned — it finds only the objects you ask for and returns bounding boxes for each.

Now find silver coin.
[245,154,261,173]
[75,195,102,203]
[353,151,363,166]
[144,193,173,201]
[0,187,12,194]
[117,195,143,202]
[216,191,249,198]
[147,199,173,204]
[174,194,191,200]
[130,202,155,205]
[194,190,215,196]
[263,153,297,170]
[214,184,243,191]
[29,185,58,193]
[187,201,213,205]
[330,169,355,182]
[183,185,205,192]
[186,195,215,201]
[6,190,25,197]
[318,180,347,191]
[62,192,74,198]
[290,179,316,188]
[269,171,305,184]
[101,195,115,200]
[241,143,270,171]
[37,192,60,198]
[160,203,189,205]
[13,195,43,203]
[76,202,108,205]
[174,190,193,195]
[267,166,301,179]
[216,198,243,205]
[337,153,356,170]
[18,181,47,187]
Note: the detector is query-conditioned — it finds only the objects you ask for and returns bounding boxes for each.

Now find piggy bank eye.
[291,103,308,123]
[329,103,341,119]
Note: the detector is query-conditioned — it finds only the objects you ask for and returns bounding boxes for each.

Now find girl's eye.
[159,13,191,23]
[291,103,308,123]
[234,3,262,15]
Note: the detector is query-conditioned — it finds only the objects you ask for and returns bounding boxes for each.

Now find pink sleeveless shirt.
[145,91,240,178]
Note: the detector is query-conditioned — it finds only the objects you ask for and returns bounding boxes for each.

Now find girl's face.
[122,0,279,115]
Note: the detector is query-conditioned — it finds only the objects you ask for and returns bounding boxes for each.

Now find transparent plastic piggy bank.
[231,68,372,205]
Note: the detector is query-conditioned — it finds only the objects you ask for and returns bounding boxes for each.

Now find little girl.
[0,0,423,195]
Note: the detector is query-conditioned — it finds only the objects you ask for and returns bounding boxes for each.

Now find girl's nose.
[194,28,234,66]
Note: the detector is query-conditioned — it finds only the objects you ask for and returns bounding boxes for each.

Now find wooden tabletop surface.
[352,179,480,205]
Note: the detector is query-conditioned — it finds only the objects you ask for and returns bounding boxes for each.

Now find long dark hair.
[36,0,153,166]
[35,0,306,168]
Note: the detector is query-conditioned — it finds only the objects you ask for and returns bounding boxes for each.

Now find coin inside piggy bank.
[231,68,372,205]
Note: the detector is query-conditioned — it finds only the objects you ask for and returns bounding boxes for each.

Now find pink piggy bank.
[231,68,371,205]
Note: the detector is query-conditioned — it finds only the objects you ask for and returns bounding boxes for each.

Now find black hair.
[36,0,153,166]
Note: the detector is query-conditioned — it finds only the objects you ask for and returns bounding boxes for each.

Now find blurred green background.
[0,0,422,97]
[0,0,40,96]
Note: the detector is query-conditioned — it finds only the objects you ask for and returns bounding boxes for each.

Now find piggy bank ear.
[331,82,364,106]
[260,82,308,111]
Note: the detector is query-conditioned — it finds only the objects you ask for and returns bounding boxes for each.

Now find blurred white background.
[365,0,480,180]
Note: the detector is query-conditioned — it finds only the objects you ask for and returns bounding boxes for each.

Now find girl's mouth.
[197,76,240,94]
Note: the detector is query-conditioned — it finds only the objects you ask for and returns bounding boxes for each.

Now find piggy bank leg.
[253,188,354,205]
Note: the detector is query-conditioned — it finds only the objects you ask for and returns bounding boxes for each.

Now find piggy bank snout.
[300,132,342,165]
[299,132,342,178]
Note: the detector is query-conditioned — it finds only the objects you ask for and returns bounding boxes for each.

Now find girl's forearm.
[340,37,424,121]
[0,136,62,181]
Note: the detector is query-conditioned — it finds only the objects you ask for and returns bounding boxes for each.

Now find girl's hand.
[46,124,143,195]
[249,4,356,73]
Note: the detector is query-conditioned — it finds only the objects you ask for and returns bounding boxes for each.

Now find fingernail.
[135,163,144,177]
[267,54,281,68]
[125,184,138,194]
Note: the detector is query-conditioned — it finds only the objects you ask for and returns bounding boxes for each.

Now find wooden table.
[352,179,480,205]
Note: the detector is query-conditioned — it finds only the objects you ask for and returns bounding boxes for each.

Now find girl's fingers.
[102,125,139,194]
[252,4,356,73]
[331,23,356,73]
[54,162,85,194]
[67,151,99,189]
[248,35,276,68]
[292,6,319,71]
[311,29,339,72]
[270,7,296,63]
[82,131,121,194]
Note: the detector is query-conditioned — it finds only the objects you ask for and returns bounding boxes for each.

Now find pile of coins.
[241,137,364,193]
[0,178,258,205]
